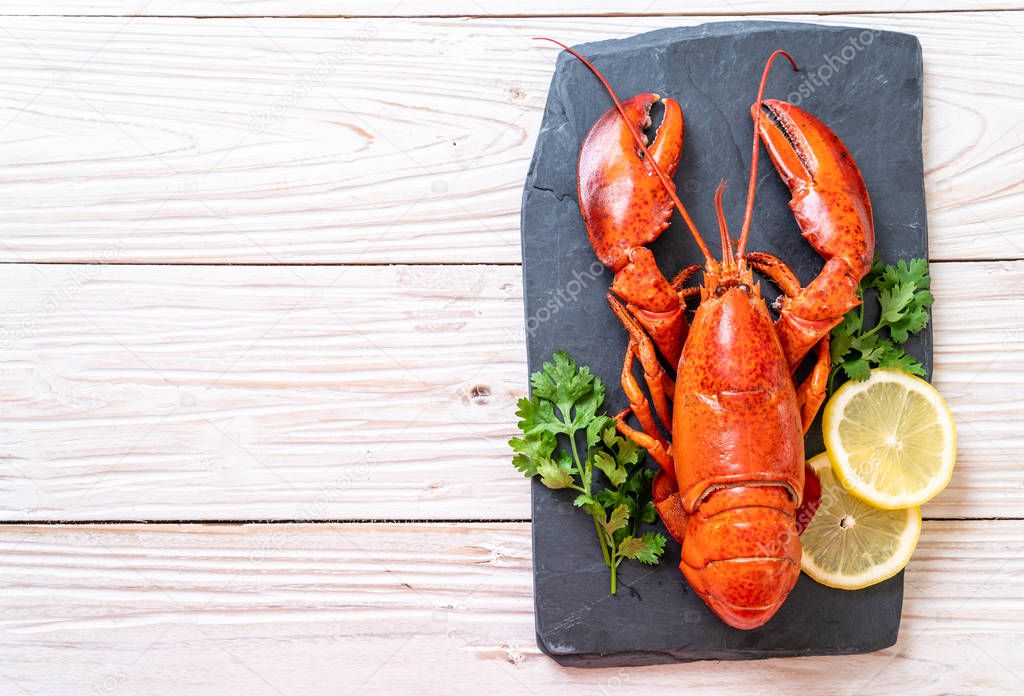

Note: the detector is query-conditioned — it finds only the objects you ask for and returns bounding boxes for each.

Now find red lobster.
[547,41,874,629]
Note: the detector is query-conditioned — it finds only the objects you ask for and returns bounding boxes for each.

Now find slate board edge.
[520,20,923,668]
[558,19,923,58]
[536,630,900,668]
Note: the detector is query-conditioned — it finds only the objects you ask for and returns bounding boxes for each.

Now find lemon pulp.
[823,368,956,509]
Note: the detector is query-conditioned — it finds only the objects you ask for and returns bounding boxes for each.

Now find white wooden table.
[0,2,1021,694]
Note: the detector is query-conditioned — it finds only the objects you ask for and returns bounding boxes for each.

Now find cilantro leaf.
[600,504,630,536]
[573,493,600,516]
[593,450,627,487]
[514,396,563,436]
[640,500,658,524]
[842,357,872,382]
[830,311,860,364]
[585,414,612,448]
[536,454,575,489]
[509,426,555,463]
[617,532,667,565]
[888,301,930,343]
[530,351,600,422]
[878,350,926,377]
[830,257,932,389]
[509,351,664,594]
[874,258,929,293]
[878,282,916,325]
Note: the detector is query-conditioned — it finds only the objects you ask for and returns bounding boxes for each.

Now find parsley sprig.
[510,351,666,594]
[830,257,933,391]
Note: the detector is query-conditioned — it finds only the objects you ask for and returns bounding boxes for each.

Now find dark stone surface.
[519,21,929,666]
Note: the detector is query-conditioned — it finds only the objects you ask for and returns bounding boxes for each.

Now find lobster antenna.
[736,50,799,259]
[713,180,734,269]
[535,37,715,266]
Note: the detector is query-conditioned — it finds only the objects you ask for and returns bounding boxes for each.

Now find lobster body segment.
[673,286,803,511]
[558,41,876,630]
[673,285,804,629]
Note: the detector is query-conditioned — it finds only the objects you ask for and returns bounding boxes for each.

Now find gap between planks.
[6,7,1024,19]
[0,518,534,525]
[0,261,527,268]
[3,9,1024,19]
[0,517,1012,525]
[0,259,1006,268]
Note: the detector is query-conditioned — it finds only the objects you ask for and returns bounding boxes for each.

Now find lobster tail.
[680,485,801,630]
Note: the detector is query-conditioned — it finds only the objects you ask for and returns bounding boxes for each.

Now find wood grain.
[1,2,1021,16]
[0,521,1021,694]
[0,261,1018,521]
[0,14,1019,263]
[0,7,1017,692]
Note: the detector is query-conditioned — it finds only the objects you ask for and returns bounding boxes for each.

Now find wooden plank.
[1,2,1022,16]
[0,521,1021,693]
[0,261,1018,521]
[0,14,1019,263]
[0,263,527,521]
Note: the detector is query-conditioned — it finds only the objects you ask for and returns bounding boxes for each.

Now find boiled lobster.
[549,41,874,630]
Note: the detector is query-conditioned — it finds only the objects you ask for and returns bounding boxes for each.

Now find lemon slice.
[801,454,922,589]
[823,368,956,509]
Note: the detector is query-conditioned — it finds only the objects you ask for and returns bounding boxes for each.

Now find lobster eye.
[715,286,727,297]
[738,284,751,293]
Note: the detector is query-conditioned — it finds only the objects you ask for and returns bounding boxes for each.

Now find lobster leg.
[744,250,800,298]
[795,335,830,434]
[607,293,673,429]
[619,340,669,449]
[609,282,693,543]
[613,248,690,368]
[670,264,702,291]
[614,410,672,474]
[745,250,832,432]
[751,99,875,371]
[614,413,688,543]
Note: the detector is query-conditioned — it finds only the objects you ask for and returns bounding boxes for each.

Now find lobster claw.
[579,94,684,271]
[578,94,688,366]
[753,99,875,369]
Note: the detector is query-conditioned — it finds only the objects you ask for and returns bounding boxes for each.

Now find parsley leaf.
[830,257,932,391]
[536,452,575,489]
[600,504,630,536]
[593,451,628,487]
[510,350,667,593]
[617,532,667,565]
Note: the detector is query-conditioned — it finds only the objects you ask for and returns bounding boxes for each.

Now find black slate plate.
[520,21,929,666]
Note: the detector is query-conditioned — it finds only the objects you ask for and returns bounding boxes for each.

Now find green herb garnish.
[510,350,666,594]
[830,256,933,391]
